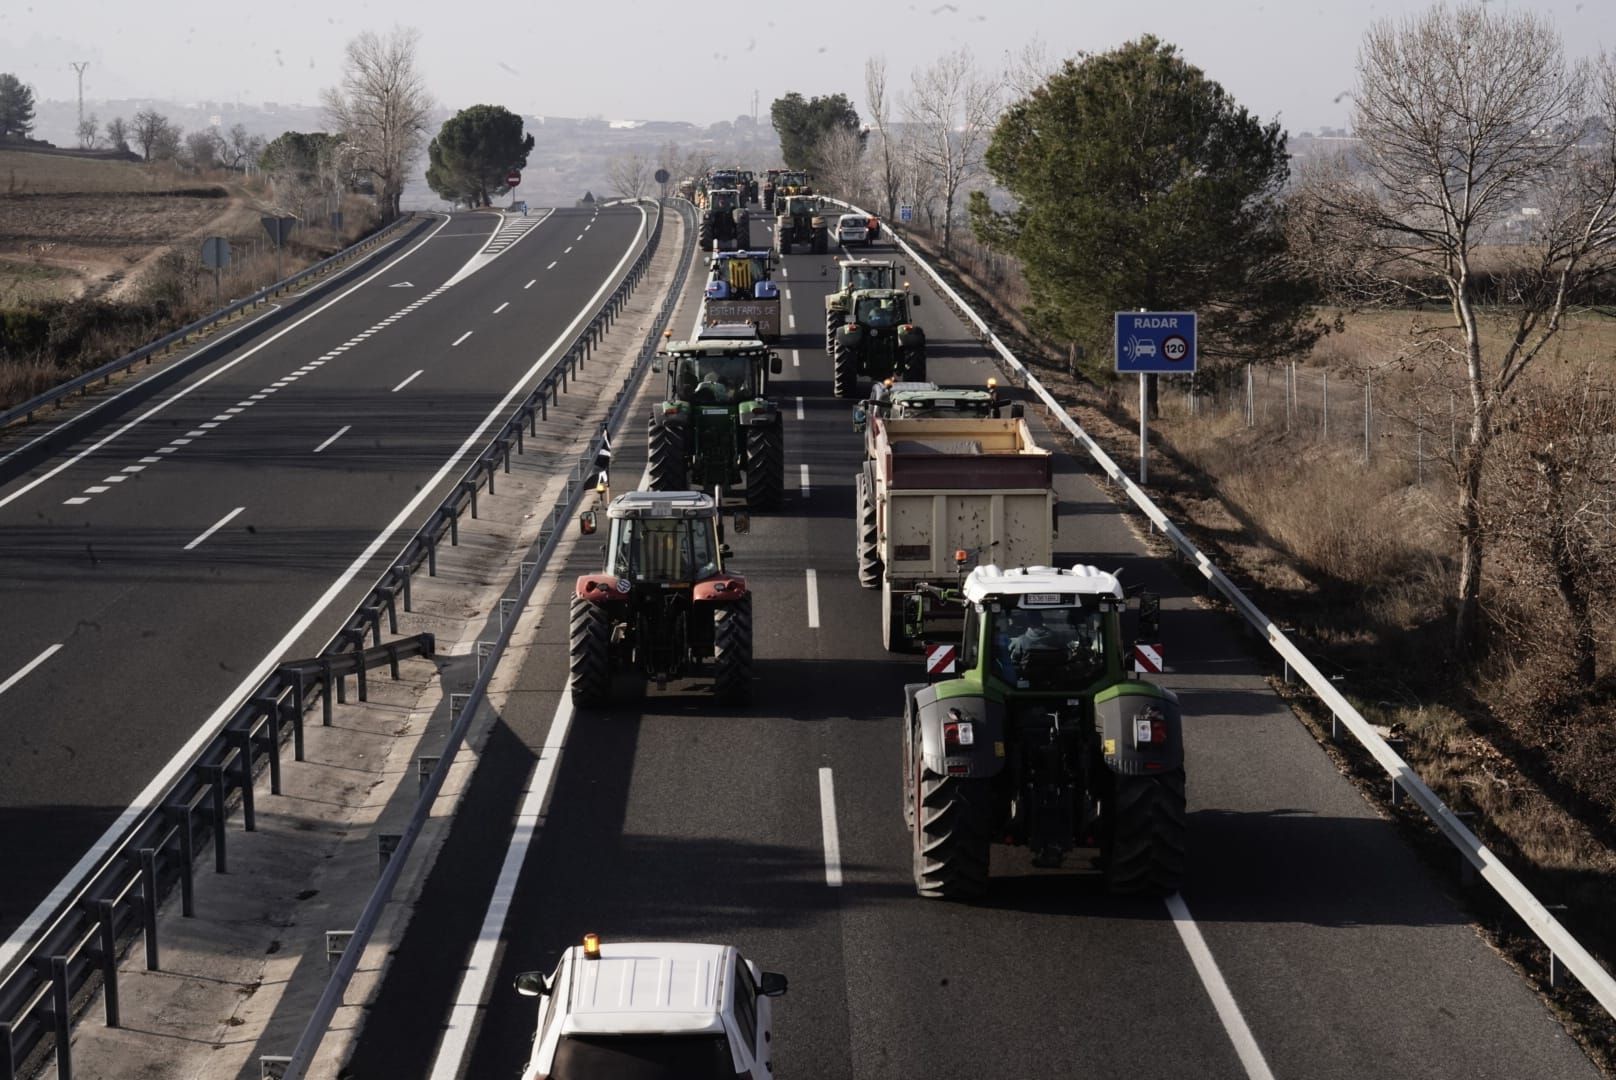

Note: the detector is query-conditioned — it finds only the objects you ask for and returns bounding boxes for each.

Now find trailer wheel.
[745,422,784,511]
[1101,769,1187,895]
[647,416,688,491]
[856,470,881,589]
[712,595,753,705]
[568,597,613,708]
[832,338,858,399]
[912,753,992,900]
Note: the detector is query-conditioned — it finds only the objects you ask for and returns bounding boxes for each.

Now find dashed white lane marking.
[800,464,811,497]
[791,349,800,368]
[805,568,820,628]
[493,302,509,314]
[155,447,177,455]
[546,261,557,270]
[525,279,537,289]
[781,266,788,278]
[818,768,843,888]
[0,644,63,699]
[392,370,424,393]
[171,438,193,445]
[1166,893,1278,1080]
[83,485,110,494]
[139,457,161,464]
[575,233,583,241]
[101,475,128,483]
[314,425,351,453]
[788,313,796,329]
[795,396,804,420]
[785,288,792,300]
[564,246,573,254]
[62,497,89,505]
[452,331,473,347]
[184,506,244,551]
[427,693,576,1080]
[122,465,145,473]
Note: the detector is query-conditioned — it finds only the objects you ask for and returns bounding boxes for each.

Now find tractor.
[698,188,750,252]
[705,251,782,340]
[761,169,782,213]
[901,563,1184,899]
[829,288,926,398]
[648,336,786,510]
[569,491,753,706]
[775,195,828,255]
[737,169,759,204]
[824,258,907,351]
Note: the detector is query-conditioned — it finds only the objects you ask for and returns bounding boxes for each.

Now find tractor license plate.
[701,408,729,415]
[1026,592,1062,605]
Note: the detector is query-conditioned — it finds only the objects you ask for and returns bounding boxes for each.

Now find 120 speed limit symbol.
[1162,335,1190,363]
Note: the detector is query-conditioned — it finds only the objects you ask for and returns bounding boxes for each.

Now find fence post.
[1364,377,1372,464]
[1245,363,1254,428]
[1322,370,1329,440]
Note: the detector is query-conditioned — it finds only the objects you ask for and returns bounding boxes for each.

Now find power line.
[70,61,90,136]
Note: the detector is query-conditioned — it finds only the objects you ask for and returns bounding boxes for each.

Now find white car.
[836,213,872,246]
[515,935,787,1080]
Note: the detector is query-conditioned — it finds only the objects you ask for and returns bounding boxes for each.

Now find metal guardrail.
[824,195,1616,1018]
[0,214,423,430]
[272,197,698,1079]
[0,198,679,1080]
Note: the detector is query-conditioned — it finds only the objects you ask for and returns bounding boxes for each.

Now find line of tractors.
[567,180,1187,904]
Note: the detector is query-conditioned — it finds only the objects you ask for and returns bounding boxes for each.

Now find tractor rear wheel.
[832,339,858,399]
[1101,769,1187,895]
[912,755,992,900]
[647,416,688,491]
[812,230,828,255]
[855,469,881,589]
[745,422,785,511]
[778,236,791,256]
[712,595,753,705]
[568,597,613,708]
[825,312,839,352]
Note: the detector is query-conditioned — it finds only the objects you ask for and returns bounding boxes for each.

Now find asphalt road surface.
[0,204,653,956]
[344,216,1597,1080]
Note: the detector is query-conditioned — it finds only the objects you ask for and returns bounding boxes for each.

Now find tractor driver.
[996,608,1062,680]
[694,367,732,404]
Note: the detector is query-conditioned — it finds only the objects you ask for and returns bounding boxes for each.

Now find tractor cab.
[600,491,727,582]
[853,379,1015,433]
[708,188,741,214]
[837,258,907,294]
[706,250,780,301]
[830,288,927,396]
[657,339,782,404]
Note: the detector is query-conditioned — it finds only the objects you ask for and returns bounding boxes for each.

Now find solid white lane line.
[796,396,804,420]
[1166,893,1278,1080]
[184,506,245,551]
[800,464,811,497]
[546,261,557,270]
[818,767,843,887]
[493,302,509,314]
[791,349,800,368]
[451,331,473,347]
[805,569,820,628]
[392,370,424,393]
[314,425,351,453]
[0,206,648,978]
[428,695,576,1080]
[0,644,63,699]
[525,278,537,289]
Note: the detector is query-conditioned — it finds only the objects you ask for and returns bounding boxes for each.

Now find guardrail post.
[139,847,161,970]
[378,834,401,872]
[96,898,121,1026]
[208,765,229,872]
[227,732,256,831]
[467,480,479,521]
[286,670,308,760]
[427,532,439,576]
[319,657,337,719]
[166,799,197,915]
[48,954,72,1080]
[2,1020,17,1080]
[262,710,283,796]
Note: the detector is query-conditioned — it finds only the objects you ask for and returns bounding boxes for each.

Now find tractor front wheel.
[855,469,881,589]
[1101,770,1188,896]
[745,422,785,511]
[647,416,688,491]
[712,595,753,705]
[568,597,613,708]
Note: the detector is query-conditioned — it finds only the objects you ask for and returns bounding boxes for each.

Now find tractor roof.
[963,564,1125,602]
[838,257,899,268]
[850,287,910,299]
[666,337,768,354]
[887,387,995,407]
[607,490,717,519]
[710,250,771,262]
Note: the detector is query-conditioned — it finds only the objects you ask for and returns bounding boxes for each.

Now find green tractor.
[648,336,787,510]
[775,195,828,255]
[829,288,925,398]
[824,258,907,352]
[901,563,1185,900]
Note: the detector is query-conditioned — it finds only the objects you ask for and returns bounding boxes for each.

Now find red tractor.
[569,490,754,707]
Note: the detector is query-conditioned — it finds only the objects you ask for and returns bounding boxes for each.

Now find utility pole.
[70,62,90,130]
[751,89,759,126]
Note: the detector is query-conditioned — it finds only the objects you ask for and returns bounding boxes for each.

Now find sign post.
[200,236,231,304]
[260,216,297,282]
[505,170,522,209]
[1114,310,1197,485]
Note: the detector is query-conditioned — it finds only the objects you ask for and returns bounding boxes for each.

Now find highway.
[345,218,1599,1079]
[0,203,652,957]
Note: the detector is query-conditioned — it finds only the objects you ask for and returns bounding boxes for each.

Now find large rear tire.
[778,236,791,256]
[832,340,858,399]
[812,230,828,255]
[712,595,753,705]
[855,470,881,589]
[912,758,992,900]
[647,416,688,491]
[1102,770,1188,895]
[698,218,714,248]
[568,597,612,708]
[745,422,785,511]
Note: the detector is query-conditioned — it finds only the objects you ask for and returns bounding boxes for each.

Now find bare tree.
[76,112,98,149]
[900,126,942,231]
[865,56,900,219]
[104,116,129,153]
[1292,7,1616,653]
[184,129,225,170]
[132,108,170,161]
[221,123,264,171]
[322,27,433,219]
[812,124,869,206]
[1001,38,1057,102]
[606,152,651,200]
[904,46,1001,254]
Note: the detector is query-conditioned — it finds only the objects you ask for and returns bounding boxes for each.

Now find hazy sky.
[2,0,1612,134]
